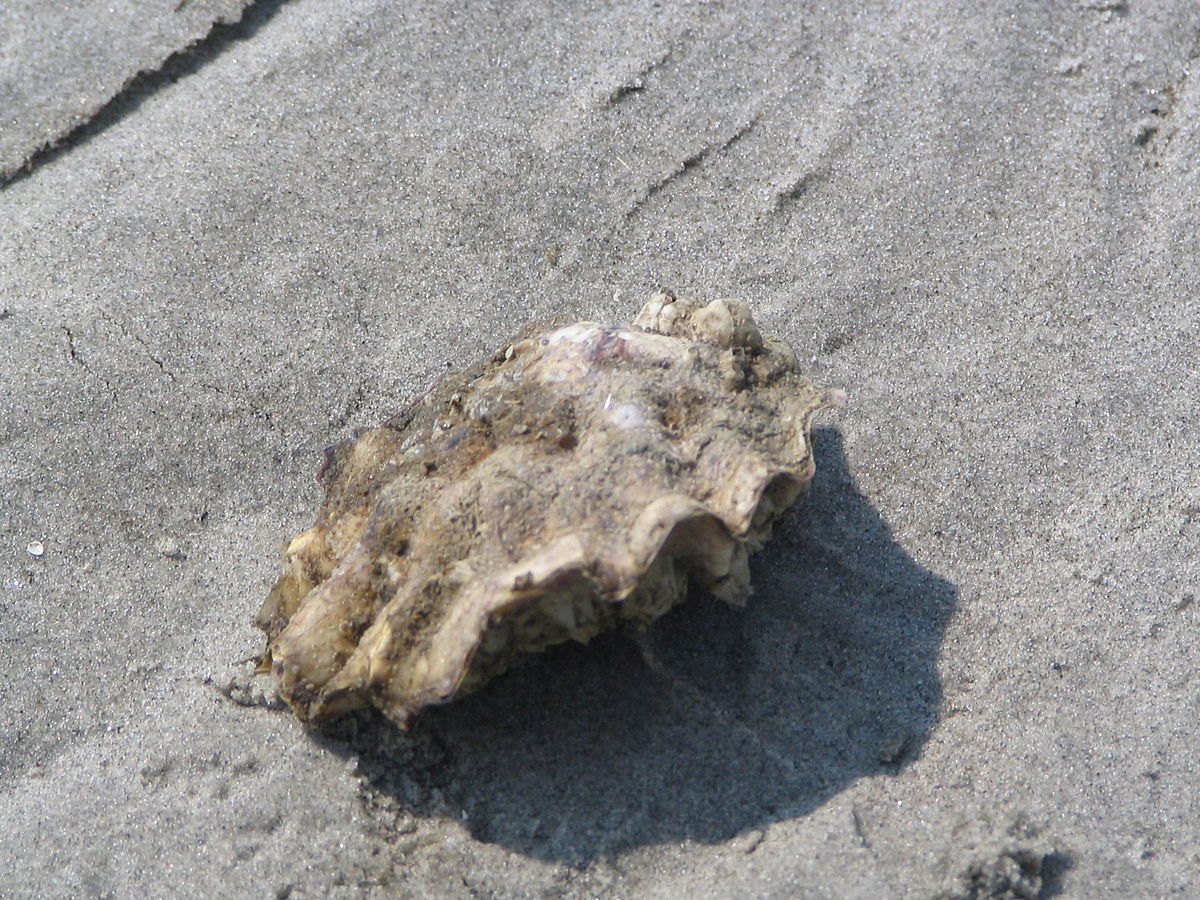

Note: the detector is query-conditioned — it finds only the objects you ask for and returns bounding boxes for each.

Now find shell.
[256,293,843,726]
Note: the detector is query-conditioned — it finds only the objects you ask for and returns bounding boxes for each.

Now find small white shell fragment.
[257,292,843,727]
[155,537,185,560]
[26,540,44,558]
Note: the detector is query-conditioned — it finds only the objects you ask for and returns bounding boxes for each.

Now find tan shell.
[257,293,842,726]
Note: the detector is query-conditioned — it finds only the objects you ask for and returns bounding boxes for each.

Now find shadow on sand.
[313,427,956,864]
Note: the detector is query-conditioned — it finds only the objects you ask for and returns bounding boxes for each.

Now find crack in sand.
[1,0,292,189]
[61,325,118,400]
[623,115,759,223]
[63,313,279,427]
[99,311,178,384]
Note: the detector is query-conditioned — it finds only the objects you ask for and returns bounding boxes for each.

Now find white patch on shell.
[609,403,647,429]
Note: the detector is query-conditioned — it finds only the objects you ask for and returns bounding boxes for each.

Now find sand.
[1,0,1197,896]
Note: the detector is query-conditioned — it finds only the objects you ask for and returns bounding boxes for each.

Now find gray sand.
[1,0,1198,897]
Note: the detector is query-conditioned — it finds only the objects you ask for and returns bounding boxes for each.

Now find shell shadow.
[313,426,956,864]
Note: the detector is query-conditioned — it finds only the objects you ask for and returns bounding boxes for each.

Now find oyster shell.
[257,293,843,726]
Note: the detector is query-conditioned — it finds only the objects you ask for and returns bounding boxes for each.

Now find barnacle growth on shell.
[256,293,844,727]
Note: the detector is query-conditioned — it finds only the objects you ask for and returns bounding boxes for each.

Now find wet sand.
[1,1,1197,896]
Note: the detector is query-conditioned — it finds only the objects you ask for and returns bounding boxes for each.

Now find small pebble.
[730,829,765,854]
[155,537,186,560]
[26,540,44,558]
[1053,57,1084,77]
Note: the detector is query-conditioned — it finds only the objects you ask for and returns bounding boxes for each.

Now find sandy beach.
[2,1,1198,896]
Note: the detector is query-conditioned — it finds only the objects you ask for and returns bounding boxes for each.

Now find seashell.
[256,292,844,727]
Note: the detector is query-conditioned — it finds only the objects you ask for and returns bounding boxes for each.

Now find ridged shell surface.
[257,293,842,726]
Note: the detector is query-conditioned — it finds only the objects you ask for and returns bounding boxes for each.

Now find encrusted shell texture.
[257,293,842,726]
